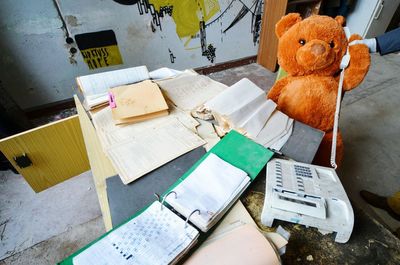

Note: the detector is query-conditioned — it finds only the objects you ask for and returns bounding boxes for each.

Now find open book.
[59,131,274,265]
[76,66,150,110]
[204,78,276,138]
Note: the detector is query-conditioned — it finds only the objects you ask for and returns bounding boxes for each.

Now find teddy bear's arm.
[267,77,290,102]
[342,34,371,91]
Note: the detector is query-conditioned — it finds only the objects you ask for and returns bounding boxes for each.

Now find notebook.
[109,80,169,125]
[59,131,273,265]
[204,78,275,138]
[76,66,150,110]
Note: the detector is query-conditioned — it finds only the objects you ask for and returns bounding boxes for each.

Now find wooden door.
[0,115,90,192]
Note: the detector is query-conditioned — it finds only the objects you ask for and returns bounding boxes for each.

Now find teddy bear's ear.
[275,13,302,38]
[335,16,345,26]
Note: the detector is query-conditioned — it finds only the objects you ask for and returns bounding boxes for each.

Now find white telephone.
[261,158,354,243]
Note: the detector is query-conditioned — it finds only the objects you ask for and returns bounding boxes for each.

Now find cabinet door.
[365,0,400,38]
[0,115,90,192]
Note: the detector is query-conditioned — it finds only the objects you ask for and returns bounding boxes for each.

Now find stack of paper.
[109,80,169,125]
[204,78,276,138]
[76,66,150,110]
[166,153,250,232]
[156,72,227,111]
[255,110,294,150]
[91,105,205,184]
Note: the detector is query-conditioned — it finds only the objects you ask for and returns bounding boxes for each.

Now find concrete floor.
[1,53,399,264]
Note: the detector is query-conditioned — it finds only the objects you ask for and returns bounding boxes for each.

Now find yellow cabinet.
[0,115,90,192]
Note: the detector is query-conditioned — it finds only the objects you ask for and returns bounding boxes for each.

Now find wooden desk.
[75,95,400,263]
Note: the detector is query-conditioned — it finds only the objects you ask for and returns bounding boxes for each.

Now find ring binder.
[185,209,201,228]
[161,191,177,210]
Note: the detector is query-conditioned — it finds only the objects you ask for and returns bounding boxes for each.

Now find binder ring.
[184,209,200,228]
[161,191,177,210]
[154,193,161,202]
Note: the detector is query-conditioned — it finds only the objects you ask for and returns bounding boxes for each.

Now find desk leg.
[74,95,116,231]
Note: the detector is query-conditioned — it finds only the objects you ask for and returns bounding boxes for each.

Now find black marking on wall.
[113,0,139,5]
[137,0,173,31]
[251,0,263,45]
[223,4,249,33]
[199,21,216,63]
[168,49,176,63]
[128,0,263,63]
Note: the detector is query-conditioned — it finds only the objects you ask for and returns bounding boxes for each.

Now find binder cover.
[107,147,206,227]
[59,131,273,265]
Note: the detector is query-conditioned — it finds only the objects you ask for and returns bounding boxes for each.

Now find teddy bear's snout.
[311,43,326,56]
[296,40,334,70]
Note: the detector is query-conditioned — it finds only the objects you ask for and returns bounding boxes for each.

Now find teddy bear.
[267,13,370,167]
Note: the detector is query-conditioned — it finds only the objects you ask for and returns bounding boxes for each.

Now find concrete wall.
[0,0,263,109]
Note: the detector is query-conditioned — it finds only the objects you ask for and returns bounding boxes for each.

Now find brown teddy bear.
[267,13,370,167]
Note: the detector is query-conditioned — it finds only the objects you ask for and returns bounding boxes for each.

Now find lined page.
[77,66,150,108]
[73,201,198,265]
[107,118,206,184]
[166,153,249,231]
[156,74,227,111]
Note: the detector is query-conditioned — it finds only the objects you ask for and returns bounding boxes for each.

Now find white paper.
[156,73,227,111]
[204,78,270,135]
[262,117,293,149]
[106,118,206,184]
[73,201,198,265]
[255,111,290,146]
[149,67,183,80]
[269,120,293,150]
[205,78,265,116]
[77,66,150,108]
[195,119,220,151]
[91,105,199,149]
[166,153,249,231]
[239,100,277,138]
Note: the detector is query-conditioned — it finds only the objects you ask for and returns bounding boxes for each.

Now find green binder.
[58,130,273,265]
[164,130,273,195]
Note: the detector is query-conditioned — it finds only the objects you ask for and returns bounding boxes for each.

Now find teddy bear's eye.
[330,41,335,48]
[299,39,306,45]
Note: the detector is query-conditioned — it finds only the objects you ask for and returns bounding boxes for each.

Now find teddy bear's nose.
[311,43,326,55]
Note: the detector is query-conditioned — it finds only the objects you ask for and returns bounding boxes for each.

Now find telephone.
[261,158,354,243]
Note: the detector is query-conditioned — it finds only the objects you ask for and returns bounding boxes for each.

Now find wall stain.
[65,15,81,27]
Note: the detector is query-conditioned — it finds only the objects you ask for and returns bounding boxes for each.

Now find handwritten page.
[106,118,206,184]
[91,105,199,149]
[73,201,199,265]
[156,73,227,111]
[77,66,150,109]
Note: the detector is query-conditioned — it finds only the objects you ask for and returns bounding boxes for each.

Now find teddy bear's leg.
[312,131,344,168]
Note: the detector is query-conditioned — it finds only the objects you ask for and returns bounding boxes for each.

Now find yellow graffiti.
[149,0,220,38]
